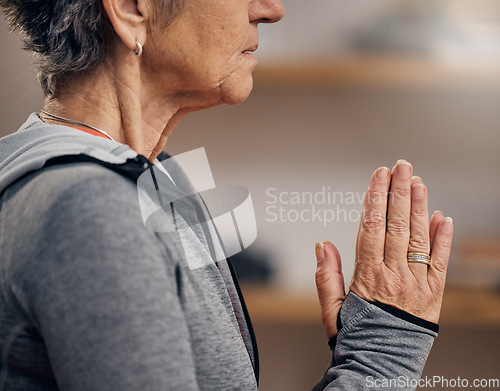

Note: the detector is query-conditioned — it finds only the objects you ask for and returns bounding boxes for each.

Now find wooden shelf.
[439,285,500,327]
[241,284,500,326]
[253,55,500,89]
[241,286,321,324]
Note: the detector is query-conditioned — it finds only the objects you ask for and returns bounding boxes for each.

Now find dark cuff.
[328,335,337,350]
[367,300,439,333]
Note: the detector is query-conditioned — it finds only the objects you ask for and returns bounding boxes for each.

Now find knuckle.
[315,267,325,283]
[431,257,448,273]
[411,207,427,218]
[408,236,428,250]
[387,217,409,234]
[361,210,385,229]
[389,187,411,200]
[434,236,453,250]
[315,266,332,287]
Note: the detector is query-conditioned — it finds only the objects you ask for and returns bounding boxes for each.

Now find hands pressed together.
[315,159,454,340]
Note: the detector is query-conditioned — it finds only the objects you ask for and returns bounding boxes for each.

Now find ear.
[102,0,151,51]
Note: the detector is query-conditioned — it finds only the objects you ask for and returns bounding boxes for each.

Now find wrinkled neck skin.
[43,45,224,162]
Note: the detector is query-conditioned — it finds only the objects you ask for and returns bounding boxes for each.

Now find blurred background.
[1,0,499,389]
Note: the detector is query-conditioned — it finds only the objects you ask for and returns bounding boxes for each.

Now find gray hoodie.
[0,114,438,391]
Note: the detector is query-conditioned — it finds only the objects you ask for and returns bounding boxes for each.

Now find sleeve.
[10,166,201,391]
[312,291,438,391]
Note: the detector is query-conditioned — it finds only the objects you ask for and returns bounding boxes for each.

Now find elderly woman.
[0,0,453,390]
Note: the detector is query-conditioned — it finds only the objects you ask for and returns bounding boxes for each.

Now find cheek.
[171,25,245,86]
[197,32,248,87]
[212,8,249,59]
[149,3,251,92]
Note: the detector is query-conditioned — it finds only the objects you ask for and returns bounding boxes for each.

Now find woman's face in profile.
[145,0,283,106]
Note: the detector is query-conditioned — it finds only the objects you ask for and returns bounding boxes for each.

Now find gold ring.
[407,252,431,266]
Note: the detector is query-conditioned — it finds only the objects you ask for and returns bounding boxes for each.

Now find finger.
[315,241,345,296]
[412,175,422,184]
[407,181,430,280]
[429,210,444,249]
[384,159,413,270]
[427,217,454,295]
[356,166,391,267]
[315,241,346,338]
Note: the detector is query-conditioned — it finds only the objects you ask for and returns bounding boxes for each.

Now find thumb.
[315,240,346,339]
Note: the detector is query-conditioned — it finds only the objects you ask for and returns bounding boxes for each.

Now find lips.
[242,45,258,54]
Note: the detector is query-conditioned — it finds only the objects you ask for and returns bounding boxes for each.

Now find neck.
[42,57,199,162]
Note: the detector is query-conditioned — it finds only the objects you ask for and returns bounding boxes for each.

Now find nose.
[249,0,285,24]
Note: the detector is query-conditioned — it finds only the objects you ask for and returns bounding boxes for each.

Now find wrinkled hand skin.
[315,160,454,340]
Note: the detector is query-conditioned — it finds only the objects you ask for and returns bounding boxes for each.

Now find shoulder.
[7,162,142,222]
[2,160,182,295]
[32,162,140,204]
[2,161,169,264]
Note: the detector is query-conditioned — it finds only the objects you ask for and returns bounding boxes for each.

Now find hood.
[0,113,139,196]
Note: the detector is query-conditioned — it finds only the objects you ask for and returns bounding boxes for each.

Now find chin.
[220,73,255,106]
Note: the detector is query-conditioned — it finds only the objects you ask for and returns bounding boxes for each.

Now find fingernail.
[392,159,406,173]
[397,160,412,178]
[412,175,422,181]
[376,167,390,181]
[315,241,325,261]
[411,183,425,199]
[443,217,453,233]
[433,210,443,215]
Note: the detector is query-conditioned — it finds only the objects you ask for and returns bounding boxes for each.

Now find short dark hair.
[0,0,185,96]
